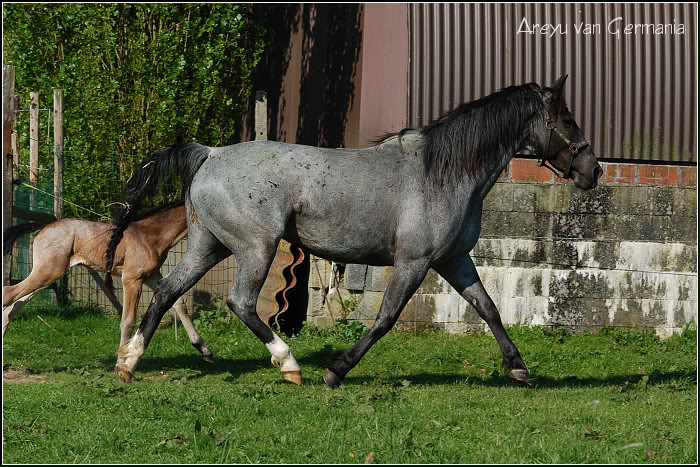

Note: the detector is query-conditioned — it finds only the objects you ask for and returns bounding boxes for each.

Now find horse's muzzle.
[573,163,601,190]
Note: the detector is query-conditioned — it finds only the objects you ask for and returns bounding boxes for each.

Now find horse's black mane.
[128,199,185,222]
[378,82,563,186]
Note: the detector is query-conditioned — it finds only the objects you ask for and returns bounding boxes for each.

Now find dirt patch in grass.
[144,371,170,381]
[3,368,48,384]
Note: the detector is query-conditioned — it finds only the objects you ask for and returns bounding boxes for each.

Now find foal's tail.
[105,143,210,294]
[3,222,45,257]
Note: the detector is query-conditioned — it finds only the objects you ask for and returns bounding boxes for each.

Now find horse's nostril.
[594,166,602,180]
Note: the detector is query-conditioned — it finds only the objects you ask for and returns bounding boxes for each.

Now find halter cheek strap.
[537,110,590,179]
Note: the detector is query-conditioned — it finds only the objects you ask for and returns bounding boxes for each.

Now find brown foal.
[2,202,213,364]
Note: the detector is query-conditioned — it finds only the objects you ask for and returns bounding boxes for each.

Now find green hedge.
[3,4,265,218]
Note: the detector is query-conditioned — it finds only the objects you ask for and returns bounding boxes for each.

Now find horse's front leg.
[118,277,143,351]
[434,254,529,384]
[324,259,430,388]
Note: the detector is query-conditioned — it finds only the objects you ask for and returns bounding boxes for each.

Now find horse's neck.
[480,152,515,199]
[141,206,188,252]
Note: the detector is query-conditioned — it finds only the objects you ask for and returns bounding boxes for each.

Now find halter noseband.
[537,110,590,179]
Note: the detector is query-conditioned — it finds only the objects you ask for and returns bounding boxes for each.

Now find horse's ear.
[551,74,568,96]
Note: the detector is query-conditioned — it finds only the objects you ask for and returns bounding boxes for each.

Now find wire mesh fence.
[66,239,238,319]
[9,181,57,302]
[7,80,294,326]
[9,94,239,319]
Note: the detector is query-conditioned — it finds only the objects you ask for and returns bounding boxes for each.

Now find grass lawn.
[2,300,697,464]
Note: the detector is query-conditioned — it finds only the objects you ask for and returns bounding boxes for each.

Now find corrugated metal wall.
[408,3,696,163]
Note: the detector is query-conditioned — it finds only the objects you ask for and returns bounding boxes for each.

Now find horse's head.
[530,75,602,190]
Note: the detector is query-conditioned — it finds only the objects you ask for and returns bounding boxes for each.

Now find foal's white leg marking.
[266,333,301,372]
[3,291,39,337]
[115,331,145,382]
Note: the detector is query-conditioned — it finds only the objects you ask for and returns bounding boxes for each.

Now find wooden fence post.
[12,95,19,179]
[3,65,16,285]
[11,95,20,276]
[255,90,267,141]
[53,89,63,219]
[53,89,69,304]
[29,91,39,211]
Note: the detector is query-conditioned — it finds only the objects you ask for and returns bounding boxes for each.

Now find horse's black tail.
[3,222,45,257]
[104,143,210,294]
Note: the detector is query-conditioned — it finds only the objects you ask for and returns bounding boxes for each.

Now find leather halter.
[537,110,590,179]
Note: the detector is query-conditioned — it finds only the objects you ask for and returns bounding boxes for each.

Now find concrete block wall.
[307,161,697,337]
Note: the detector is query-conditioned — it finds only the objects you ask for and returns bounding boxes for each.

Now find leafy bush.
[664,325,697,353]
[192,297,233,335]
[297,319,369,342]
[297,320,333,338]
[336,319,369,341]
[3,4,265,218]
[599,326,662,350]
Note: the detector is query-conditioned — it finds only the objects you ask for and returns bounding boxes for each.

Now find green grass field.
[2,300,697,464]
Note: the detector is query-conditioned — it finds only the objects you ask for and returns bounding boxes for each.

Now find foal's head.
[531,75,602,190]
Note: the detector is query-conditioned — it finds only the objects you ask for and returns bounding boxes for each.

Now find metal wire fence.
[66,239,238,319]
[9,100,238,318]
[9,181,56,302]
[10,92,249,322]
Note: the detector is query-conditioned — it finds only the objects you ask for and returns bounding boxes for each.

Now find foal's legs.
[119,277,144,349]
[324,259,430,388]
[3,291,39,337]
[2,246,71,337]
[116,228,230,382]
[434,254,529,383]
[144,271,214,362]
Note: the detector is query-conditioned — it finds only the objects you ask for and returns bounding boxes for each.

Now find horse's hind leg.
[2,261,67,308]
[435,254,529,384]
[226,243,302,385]
[3,290,39,337]
[144,271,214,362]
[3,249,70,337]
[116,228,230,382]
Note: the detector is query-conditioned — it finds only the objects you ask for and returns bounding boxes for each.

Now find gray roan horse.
[105,75,601,387]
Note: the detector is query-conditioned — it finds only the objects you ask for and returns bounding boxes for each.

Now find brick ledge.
[501,160,697,187]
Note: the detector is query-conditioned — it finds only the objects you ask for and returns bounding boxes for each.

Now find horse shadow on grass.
[90,345,334,383]
[339,370,696,390]
[94,353,273,383]
[89,344,695,391]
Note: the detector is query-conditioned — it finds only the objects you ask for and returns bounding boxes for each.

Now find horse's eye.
[563,118,574,128]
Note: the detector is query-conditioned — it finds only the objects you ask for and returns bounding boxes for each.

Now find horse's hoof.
[323,368,342,389]
[508,368,532,386]
[194,343,214,362]
[115,364,133,383]
[282,370,303,386]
